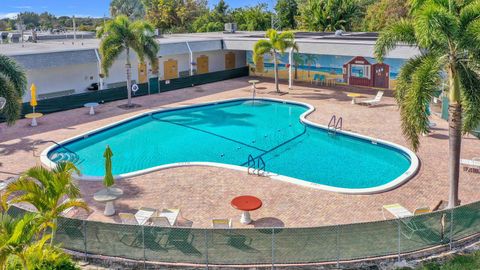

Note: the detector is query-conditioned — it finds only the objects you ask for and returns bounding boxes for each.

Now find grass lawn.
[399,251,480,270]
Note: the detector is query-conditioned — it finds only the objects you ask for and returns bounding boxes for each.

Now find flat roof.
[1,31,419,60]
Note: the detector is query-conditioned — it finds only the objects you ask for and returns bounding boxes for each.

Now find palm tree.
[0,212,69,270]
[304,54,317,79]
[253,29,297,93]
[110,0,145,20]
[293,52,305,80]
[375,0,480,208]
[298,0,359,31]
[97,15,159,108]
[0,54,27,125]
[2,162,89,243]
[0,213,48,270]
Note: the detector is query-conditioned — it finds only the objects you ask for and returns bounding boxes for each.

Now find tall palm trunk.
[49,217,57,246]
[294,62,298,80]
[18,254,28,270]
[125,47,132,107]
[447,64,462,208]
[273,52,280,92]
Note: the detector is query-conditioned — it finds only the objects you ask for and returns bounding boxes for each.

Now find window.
[350,64,370,79]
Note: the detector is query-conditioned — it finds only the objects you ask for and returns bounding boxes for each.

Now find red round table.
[231,195,262,224]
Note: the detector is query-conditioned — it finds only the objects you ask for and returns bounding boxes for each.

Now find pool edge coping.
[40,97,419,195]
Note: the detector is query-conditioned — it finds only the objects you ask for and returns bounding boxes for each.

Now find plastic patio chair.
[119,213,139,225]
[312,74,326,85]
[382,204,433,239]
[212,218,232,228]
[150,216,172,227]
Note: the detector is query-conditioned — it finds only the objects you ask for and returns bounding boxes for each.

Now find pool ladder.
[247,154,266,176]
[328,115,343,136]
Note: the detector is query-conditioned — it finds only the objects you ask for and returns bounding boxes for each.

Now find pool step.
[247,154,267,176]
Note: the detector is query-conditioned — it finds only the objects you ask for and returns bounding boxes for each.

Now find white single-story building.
[1,31,419,102]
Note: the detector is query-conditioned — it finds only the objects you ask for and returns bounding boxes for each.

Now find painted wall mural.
[246,51,406,90]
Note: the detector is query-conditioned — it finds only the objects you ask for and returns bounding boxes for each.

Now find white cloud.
[0,12,19,19]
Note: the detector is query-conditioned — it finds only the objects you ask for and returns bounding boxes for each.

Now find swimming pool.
[42,98,418,194]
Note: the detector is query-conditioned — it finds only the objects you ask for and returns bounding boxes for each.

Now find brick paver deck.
[1,78,479,228]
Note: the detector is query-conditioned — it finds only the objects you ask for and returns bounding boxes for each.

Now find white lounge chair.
[382,204,432,239]
[212,218,232,228]
[461,158,480,173]
[357,91,384,106]
[382,203,430,219]
[134,207,157,225]
[157,208,180,226]
[150,216,172,227]
[119,213,139,225]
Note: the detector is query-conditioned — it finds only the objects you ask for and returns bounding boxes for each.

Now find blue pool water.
[47,99,413,190]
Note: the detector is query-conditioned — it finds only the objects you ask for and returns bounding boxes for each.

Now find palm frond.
[0,54,27,97]
[0,55,27,125]
[0,73,21,126]
[413,4,458,48]
[459,0,480,31]
[253,40,273,64]
[457,62,480,133]
[55,200,89,217]
[99,35,125,76]
[395,55,428,105]
[398,54,443,151]
[374,19,417,62]
[459,18,480,57]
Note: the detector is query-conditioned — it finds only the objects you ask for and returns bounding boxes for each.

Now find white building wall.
[102,51,141,87]
[234,50,246,68]
[24,62,97,102]
[21,49,246,101]
[158,50,247,80]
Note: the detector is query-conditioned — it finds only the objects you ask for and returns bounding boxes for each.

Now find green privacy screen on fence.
[159,67,249,92]
[0,82,149,122]
[7,200,480,266]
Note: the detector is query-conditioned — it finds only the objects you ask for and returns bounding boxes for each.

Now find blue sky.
[0,0,274,19]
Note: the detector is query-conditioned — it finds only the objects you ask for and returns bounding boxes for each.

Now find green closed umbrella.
[103,145,114,188]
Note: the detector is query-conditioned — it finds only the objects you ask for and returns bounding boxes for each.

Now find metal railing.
[6,201,480,267]
[247,154,266,176]
[328,115,343,135]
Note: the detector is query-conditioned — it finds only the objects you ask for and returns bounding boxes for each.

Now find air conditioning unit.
[224,23,237,33]
[154,29,163,37]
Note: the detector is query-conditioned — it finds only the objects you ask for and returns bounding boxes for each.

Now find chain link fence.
[7,201,480,266]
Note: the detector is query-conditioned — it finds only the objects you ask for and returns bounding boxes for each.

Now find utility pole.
[73,15,76,40]
[271,13,280,31]
[17,14,24,44]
